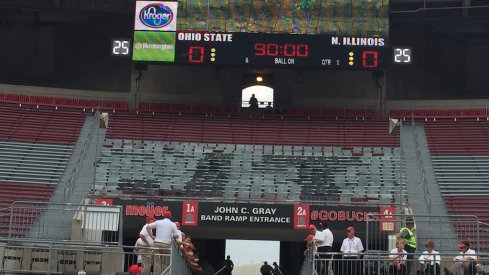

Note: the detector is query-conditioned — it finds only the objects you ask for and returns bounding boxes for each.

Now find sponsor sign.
[113,199,383,232]
[134,1,178,31]
[132,31,176,62]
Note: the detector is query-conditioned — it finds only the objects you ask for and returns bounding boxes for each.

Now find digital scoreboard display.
[133,31,388,70]
[131,1,390,70]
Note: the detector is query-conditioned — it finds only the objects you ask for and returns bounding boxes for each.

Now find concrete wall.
[0,9,133,93]
[137,66,379,108]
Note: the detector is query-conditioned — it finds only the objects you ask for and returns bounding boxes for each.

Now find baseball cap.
[346,226,355,232]
[309,224,316,230]
[305,234,314,242]
[164,210,172,218]
[405,216,414,223]
[128,264,142,274]
[457,241,470,248]
[145,215,156,222]
[175,221,181,228]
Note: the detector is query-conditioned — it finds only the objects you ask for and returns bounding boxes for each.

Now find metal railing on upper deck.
[3,201,123,245]
[301,242,489,275]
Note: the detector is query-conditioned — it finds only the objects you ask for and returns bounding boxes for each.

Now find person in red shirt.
[128,264,142,275]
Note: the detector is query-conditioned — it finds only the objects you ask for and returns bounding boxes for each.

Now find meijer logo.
[139,3,174,28]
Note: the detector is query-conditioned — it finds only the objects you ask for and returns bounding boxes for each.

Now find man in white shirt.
[340,226,364,275]
[138,215,156,272]
[174,221,183,244]
[418,240,441,275]
[445,241,478,275]
[146,210,179,274]
[315,222,334,275]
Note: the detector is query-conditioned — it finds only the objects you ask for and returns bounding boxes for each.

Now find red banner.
[379,207,396,232]
[96,198,113,206]
[182,200,199,226]
[294,204,310,230]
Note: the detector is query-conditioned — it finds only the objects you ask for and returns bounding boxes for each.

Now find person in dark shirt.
[223,255,234,275]
[260,261,274,274]
[249,94,258,110]
[272,262,284,275]
[265,102,273,114]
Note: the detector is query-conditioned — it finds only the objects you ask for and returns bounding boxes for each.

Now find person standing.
[146,210,179,274]
[418,240,441,275]
[249,94,258,110]
[388,239,407,275]
[260,261,274,275]
[399,216,416,275]
[314,222,334,275]
[340,226,364,275]
[272,262,283,275]
[223,255,234,275]
[138,215,156,271]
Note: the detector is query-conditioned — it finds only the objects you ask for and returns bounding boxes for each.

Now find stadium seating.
[97,113,402,201]
[0,105,84,144]
[0,93,128,111]
[0,183,56,237]
[389,108,489,119]
[105,113,398,147]
[96,140,402,201]
[424,119,489,250]
[0,105,86,237]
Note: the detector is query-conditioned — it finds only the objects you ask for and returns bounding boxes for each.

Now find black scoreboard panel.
[172,32,388,70]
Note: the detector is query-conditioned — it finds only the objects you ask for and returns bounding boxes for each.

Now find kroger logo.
[139,3,174,28]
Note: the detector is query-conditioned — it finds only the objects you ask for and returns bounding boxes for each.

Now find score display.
[393,47,413,64]
[111,39,131,56]
[133,31,389,70]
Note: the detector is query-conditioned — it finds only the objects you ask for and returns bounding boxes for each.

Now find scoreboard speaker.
[389,118,400,135]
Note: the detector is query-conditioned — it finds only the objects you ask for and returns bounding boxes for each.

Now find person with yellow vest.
[400,216,416,275]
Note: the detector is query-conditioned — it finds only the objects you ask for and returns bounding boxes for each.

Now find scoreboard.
[132,31,389,71]
[127,1,391,71]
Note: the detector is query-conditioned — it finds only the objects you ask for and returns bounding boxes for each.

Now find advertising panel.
[113,199,384,233]
[132,31,176,62]
[134,1,178,31]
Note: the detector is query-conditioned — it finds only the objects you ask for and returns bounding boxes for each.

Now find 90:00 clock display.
[254,43,309,57]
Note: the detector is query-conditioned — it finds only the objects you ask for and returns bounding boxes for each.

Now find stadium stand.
[0,93,128,111]
[97,112,402,202]
[0,105,86,237]
[424,119,489,250]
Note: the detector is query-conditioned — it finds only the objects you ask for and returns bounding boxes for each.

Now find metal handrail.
[413,127,432,214]
[63,111,99,202]
[366,213,482,253]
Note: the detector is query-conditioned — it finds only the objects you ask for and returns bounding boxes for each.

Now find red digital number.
[266,44,279,56]
[188,46,204,63]
[297,44,308,57]
[362,51,378,68]
[254,43,266,56]
[283,44,295,57]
